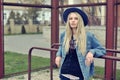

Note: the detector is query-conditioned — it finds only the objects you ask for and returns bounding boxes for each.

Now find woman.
[55,7,106,80]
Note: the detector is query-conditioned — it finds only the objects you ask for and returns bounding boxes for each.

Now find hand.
[85,52,94,66]
[55,56,61,67]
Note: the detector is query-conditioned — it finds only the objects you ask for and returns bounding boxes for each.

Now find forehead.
[68,12,78,17]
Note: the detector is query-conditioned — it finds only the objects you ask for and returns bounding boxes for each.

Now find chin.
[71,26,77,28]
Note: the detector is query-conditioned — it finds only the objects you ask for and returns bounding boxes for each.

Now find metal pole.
[105,0,116,80]
[28,47,58,80]
[0,0,4,79]
[112,0,118,79]
[51,0,59,66]
[51,0,59,80]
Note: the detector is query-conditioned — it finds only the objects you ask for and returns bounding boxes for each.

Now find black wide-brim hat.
[63,7,88,26]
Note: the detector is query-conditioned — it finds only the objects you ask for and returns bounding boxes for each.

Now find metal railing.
[28,43,120,80]
[28,47,58,80]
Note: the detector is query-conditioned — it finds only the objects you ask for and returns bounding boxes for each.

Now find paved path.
[4,34,51,58]
[1,69,103,80]
[1,69,60,80]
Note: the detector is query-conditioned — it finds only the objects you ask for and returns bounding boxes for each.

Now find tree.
[59,0,65,25]
[7,10,15,24]
[27,0,44,23]
[9,10,15,19]
[81,0,101,25]
[15,12,23,24]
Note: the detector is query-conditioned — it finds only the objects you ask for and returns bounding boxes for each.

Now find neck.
[71,28,77,40]
[72,28,77,35]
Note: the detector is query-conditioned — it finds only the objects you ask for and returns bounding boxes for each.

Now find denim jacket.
[56,31,106,80]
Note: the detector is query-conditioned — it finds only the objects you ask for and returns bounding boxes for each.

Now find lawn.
[4,51,50,75]
[4,51,120,80]
[94,66,120,80]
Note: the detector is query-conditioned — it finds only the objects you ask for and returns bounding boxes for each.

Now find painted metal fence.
[28,43,120,80]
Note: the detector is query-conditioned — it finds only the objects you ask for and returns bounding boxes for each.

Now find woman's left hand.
[85,52,94,66]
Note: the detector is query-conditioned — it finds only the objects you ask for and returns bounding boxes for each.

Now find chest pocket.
[87,41,92,49]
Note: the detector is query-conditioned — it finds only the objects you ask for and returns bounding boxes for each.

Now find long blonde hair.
[63,12,86,55]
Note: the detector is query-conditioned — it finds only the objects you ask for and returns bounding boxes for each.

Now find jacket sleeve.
[56,32,65,57]
[89,33,106,58]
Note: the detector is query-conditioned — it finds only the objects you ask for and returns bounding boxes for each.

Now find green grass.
[94,66,120,80]
[5,51,50,75]
[95,66,104,76]
[4,51,120,80]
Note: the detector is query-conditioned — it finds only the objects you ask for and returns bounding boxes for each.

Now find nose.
[71,19,75,22]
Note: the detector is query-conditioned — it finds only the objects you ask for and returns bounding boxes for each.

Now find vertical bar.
[0,0,4,79]
[28,48,32,80]
[113,0,118,79]
[118,0,120,26]
[51,0,59,50]
[51,0,59,80]
[51,0,59,66]
[105,0,116,80]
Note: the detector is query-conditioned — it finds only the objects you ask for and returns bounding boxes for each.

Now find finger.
[86,57,94,63]
[85,59,91,66]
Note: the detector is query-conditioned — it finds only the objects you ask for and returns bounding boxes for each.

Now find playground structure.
[0,0,120,80]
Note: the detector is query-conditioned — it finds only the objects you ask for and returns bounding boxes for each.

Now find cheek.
[69,21,72,25]
[75,20,79,24]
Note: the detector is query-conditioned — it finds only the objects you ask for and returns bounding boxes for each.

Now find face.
[68,13,79,29]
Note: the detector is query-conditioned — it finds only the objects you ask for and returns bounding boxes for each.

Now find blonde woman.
[55,7,106,80]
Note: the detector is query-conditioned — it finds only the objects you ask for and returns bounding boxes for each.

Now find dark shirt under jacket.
[61,36,84,80]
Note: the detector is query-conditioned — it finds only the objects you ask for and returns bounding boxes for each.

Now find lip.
[71,24,76,26]
[71,23,75,25]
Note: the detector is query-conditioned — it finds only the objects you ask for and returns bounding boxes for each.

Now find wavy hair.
[63,12,86,55]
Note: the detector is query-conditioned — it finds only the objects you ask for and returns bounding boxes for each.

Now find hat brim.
[63,7,88,26]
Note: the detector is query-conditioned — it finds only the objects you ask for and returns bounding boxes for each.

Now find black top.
[61,49,83,79]
[61,36,84,79]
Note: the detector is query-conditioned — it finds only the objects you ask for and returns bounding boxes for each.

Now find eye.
[69,17,73,20]
[74,17,78,20]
